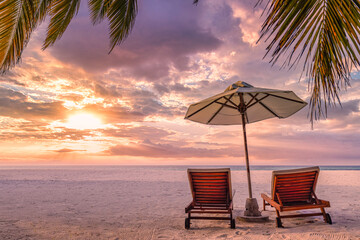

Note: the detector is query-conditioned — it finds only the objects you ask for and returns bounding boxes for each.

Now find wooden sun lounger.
[261,166,332,227]
[185,168,235,229]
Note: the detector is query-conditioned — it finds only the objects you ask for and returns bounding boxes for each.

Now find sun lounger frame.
[185,168,235,229]
[261,166,332,227]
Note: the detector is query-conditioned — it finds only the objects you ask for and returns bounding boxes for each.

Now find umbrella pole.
[241,111,262,218]
[241,112,253,199]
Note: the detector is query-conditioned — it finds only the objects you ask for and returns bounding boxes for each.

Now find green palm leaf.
[106,0,138,52]
[88,0,112,24]
[43,0,80,49]
[0,0,40,72]
[36,0,53,22]
[258,0,360,122]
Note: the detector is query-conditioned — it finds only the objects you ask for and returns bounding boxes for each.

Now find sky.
[0,0,359,165]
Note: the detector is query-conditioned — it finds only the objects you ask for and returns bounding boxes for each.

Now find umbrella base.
[244,198,262,216]
[238,198,269,222]
[237,214,269,222]
[244,198,261,217]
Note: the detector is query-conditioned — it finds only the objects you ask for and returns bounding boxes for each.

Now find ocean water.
[0,165,358,182]
[0,165,359,171]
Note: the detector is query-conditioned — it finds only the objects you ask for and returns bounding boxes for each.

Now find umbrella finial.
[225,81,253,92]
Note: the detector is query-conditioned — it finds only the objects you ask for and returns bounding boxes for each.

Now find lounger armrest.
[261,193,282,211]
[318,199,331,207]
[185,201,194,213]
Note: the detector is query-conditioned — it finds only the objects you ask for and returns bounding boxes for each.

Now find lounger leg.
[230,211,236,229]
[230,212,232,227]
[275,210,283,228]
[185,213,191,229]
[320,208,332,224]
[320,208,327,222]
[263,199,266,211]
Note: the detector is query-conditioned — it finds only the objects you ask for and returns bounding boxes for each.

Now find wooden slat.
[194,186,227,190]
[277,192,311,198]
[192,179,227,182]
[276,178,315,184]
[278,196,311,201]
[195,189,227,193]
[192,206,228,210]
[277,189,311,194]
[192,176,228,180]
[195,191,227,195]
[196,200,228,204]
[278,213,323,218]
[276,172,317,178]
[189,210,230,214]
[278,191,311,195]
[277,175,315,181]
[276,183,314,188]
[282,203,329,211]
[190,217,231,220]
[191,173,227,177]
[195,195,227,199]
[193,204,228,208]
[280,197,310,202]
[193,182,227,186]
[196,199,227,203]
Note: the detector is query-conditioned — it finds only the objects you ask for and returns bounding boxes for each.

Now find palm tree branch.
[35,0,53,23]
[0,0,40,73]
[42,0,80,49]
[88,0,113,24]
[259,0,360,122]
[107,0,138,52]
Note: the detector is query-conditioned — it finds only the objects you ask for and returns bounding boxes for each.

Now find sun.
[66,113,103,130]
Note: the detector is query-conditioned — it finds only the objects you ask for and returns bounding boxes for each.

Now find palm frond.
[88,0,113,24]
[43,0,80,49]
[35,0,53,23]
[106,0,138,52]
[0,0,40,73]
[259,0,360,122]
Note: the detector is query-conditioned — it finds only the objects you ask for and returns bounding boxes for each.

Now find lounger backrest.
[271,166,320,204]
[187,168,232,205]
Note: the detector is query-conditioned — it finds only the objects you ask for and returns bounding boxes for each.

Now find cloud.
[46,0,222,80]
[0,87,67,120]
[0,72,26,86]
[102,126,174,141]
[105,139,241,158]
[52,148,86,153]
[0,125,96,141]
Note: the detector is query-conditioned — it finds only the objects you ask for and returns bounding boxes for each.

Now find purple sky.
[0,0,359,165]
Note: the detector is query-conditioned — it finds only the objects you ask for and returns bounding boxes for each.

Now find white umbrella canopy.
[185,81,307,217]
[185,81,307,125]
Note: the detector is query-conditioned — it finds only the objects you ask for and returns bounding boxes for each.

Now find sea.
[0,165,359,171]
[0,165,359,182]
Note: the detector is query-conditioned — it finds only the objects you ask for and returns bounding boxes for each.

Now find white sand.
[0,166,359,240]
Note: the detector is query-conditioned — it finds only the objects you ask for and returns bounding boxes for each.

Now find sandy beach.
[0,166,359,240]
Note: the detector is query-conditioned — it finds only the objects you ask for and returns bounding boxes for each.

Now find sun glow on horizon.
[66,113,103,130]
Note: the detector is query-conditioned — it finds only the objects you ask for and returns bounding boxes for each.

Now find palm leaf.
[88,0,113,24]
[106,0,138,52]
[35,0,53,22]
[0,0,40,73]
[43,0,80,49]
[258,0,360,122]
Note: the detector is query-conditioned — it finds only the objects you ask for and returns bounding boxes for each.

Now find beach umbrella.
[184,81,307,217]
